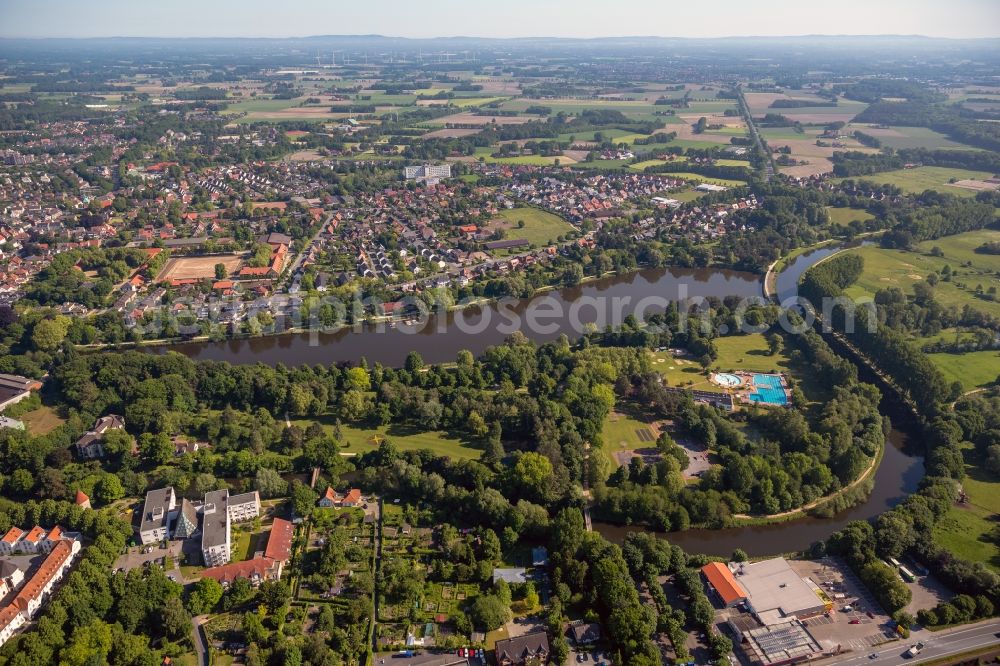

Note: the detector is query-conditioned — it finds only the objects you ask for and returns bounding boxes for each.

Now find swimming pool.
[712,373,742,388]
[748,373,788,406]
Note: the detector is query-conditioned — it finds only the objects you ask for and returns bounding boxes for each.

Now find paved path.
[191,615,209,666]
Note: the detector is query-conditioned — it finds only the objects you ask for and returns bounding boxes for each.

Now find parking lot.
[114,540,187,582]
[789,558,899,653]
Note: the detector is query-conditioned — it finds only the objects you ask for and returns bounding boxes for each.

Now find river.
[159,244,922,556]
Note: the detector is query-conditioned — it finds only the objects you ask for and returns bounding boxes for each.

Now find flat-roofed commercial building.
[730,558,829,624]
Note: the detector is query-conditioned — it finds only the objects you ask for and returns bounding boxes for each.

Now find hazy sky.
[2,0,999,39]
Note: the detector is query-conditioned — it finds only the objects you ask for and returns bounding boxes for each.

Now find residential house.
[263,518,294,579]
[74,414,126,459]
[494,631,549,666]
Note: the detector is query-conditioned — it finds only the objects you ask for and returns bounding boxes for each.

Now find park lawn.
[602,411,659,453]
[20,405,66,435]
[714,158,752,167]
[926,350,1000,392]
[826,206,874,226]
[290,416,482,460]
[497,207,576,246]
[650,350,713,391]
[834,166,994,198]
[840,237,1000,318]
[932,444,1000,570]
[713,335,793,374]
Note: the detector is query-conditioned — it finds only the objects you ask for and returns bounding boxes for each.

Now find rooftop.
[731,558,826,620]
[139,487,175,536]
[201,489,230,549]
[702,561,746,606]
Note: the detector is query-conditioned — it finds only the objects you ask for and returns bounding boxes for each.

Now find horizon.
[2,0,999,40]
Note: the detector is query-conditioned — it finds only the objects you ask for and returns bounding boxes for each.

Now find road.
[191,615,209,666]
[283,212,334,285]
[823,620,1000,666]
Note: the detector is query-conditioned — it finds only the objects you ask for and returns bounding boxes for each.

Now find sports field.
[495,207,575,247]
[157,254,244,281]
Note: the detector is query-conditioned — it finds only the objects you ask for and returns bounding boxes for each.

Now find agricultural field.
[493,207,576,247]
[848,124,983,151]
[840,230,1000,318]
[932,443,1000,570]
[835,166,997,197]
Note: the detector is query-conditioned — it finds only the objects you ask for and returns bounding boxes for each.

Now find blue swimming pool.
[748,373,788,406]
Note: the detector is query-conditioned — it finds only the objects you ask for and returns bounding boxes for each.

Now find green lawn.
[20,405,65,435]
[289,416,482,460]
[826,206,874,227]
[932,444,1000,570]
[222,97,298,114]
[840,232,1000,318]
[496,207,576,247]
[834,166,995,197]
[927,350,1000,392]
[472,147,568,166]
[650,334,791,390]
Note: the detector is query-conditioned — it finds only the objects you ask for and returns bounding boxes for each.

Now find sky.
[2,0,999,40]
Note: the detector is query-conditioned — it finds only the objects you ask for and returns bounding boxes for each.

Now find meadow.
[496,207,575,247]
[289,416,482,460]
[825,206,874,226]
[932,443,1000,570]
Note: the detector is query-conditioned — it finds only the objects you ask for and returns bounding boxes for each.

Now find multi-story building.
[0,532,80,648]
[138,487,177,545]
[201,490,233,567]
[172,498,199,540]
[227,491,261,523]
[403,164,452,181]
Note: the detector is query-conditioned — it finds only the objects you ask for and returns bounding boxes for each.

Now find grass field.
[650,333,793,391]
[826,206,874,226]
[932,443,1000,570]
[835,166,996,197]
[840,230,1000,318]
[20,405,65,435]
[601,410,660,469]
[927,350,1000,392]
[471,147,572,166]
[496,207,575,247]
[289,416,482,460]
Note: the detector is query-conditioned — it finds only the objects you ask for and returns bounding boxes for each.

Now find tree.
[259,580,291,614]
[291,480,317,518]
[139,432,173,467]
[94,474,125,504]
[345,366,371,392]
[161,595,192,640]
[468,594,511,631]
[254,467,288,499]
[513,452,553,496]
[215,263,227,280]
[32,316,70,351]
[188,577,224,614]
[404,351,424,374]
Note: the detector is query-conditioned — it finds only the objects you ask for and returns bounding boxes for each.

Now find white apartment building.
[138,487,177,545]
[0,534,80,648]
